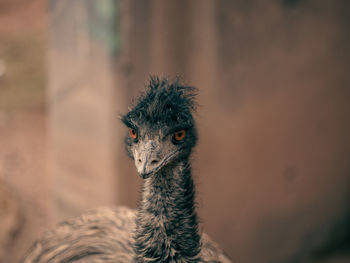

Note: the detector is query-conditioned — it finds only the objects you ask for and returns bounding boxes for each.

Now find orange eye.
[129,128,137,139]
[174,130,186,141]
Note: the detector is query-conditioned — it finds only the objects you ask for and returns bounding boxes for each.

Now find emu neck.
[134,161,201,263]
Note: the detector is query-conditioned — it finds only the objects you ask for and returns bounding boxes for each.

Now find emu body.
[21,77,232,263]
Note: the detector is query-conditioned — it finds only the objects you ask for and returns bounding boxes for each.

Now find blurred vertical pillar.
[48,0,119,220]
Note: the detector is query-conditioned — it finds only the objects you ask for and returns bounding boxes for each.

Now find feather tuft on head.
[122,76,197,129]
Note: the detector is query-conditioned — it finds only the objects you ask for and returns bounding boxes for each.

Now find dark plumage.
[21,77,232,263]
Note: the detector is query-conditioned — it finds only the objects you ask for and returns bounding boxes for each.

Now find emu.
[22,77,232,263]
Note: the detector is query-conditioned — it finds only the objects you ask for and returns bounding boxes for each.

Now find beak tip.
[140,171,152,179]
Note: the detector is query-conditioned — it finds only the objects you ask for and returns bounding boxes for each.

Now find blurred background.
[0,0,349,262]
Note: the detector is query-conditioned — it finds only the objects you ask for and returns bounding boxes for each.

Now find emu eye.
[129,128,137,140]
[173,130,186,142]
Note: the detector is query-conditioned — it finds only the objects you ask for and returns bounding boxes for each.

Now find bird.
[21,77,232,263]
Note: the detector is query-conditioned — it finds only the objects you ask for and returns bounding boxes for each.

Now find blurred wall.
[0,1,49,262]
[2,0,348,263]
[115,1,350,263]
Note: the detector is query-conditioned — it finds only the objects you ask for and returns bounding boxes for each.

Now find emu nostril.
[138,159,141,163]
[151,160,159,165]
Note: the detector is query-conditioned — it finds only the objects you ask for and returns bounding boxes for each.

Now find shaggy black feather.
[122,76,197,130]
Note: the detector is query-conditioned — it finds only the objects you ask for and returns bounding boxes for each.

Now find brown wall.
[116,1,350,262]
[1,1,349,263]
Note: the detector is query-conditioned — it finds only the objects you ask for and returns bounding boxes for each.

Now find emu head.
[122,77,197,179]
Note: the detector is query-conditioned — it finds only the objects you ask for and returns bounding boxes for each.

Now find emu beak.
[134,140,162,179]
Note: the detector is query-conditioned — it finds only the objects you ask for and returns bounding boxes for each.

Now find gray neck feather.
[134,161,201,263]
